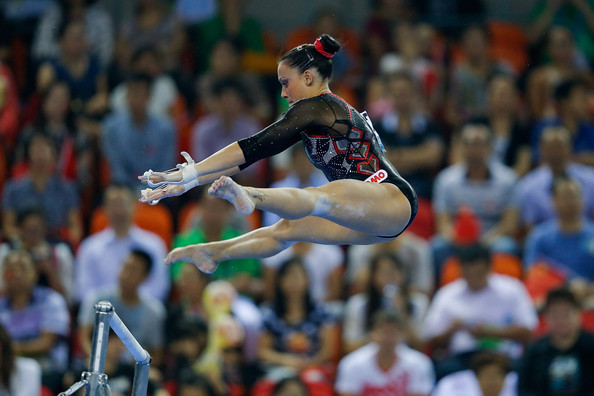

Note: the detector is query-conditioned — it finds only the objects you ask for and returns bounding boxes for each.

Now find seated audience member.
[36,19,109,117]
[0,250,70,392]
[101,72,175,188]
[263,143,327,227]
[375,71,444,200]
[433,351,517,396]
[468,74,532,177]
[167,262,262,364]
[262,242,344,305]
[197,37,272,122]
[0,208,74,303]
[272,376,309,396]
[78,249,166,366]
[347,232,434,296]
[32,0,114,66]
[423,243,537,379]
[2,132,82,244]
[524,176,594,302]
[526,27,592,120]
[176,369,218,396]
[445,24,514,128]
[343,251,429,354]
[531,78,594,166]
[191,77,262,185]
[527,0,594,64]
[110,45,179,118]
[432,124,518,271]
[172,190,262,299]
[515,126,594,230]
[74,184,169,302]
[0,324,42,395]
[258,258,337,375]
[14,81,91,184]
[335,309,434,396]
[163,317,208,385]
[518,287,594,395]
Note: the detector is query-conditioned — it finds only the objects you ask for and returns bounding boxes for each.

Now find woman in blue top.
[139,34,417,273]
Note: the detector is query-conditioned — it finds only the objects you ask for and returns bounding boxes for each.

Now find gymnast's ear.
[303,70,313,86]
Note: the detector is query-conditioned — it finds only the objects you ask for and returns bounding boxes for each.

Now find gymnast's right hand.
[138,169,183,187]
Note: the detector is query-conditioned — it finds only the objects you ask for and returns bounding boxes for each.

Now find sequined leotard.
[237,93,418,236]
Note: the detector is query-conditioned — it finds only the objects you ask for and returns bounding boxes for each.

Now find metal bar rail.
[58,301,152,396]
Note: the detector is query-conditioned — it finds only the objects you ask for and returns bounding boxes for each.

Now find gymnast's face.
[278,62,312,106]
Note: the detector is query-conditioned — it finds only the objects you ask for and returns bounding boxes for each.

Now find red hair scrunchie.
[314,38,334,59]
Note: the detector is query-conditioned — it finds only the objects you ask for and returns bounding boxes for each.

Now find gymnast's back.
[239,92,405,186]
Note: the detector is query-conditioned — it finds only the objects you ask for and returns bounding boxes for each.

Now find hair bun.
[314,34,341,58]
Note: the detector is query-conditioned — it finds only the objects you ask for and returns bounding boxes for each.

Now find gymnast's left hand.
[139,184,185,204]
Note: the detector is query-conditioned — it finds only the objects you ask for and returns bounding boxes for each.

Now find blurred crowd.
[1,0,594,395]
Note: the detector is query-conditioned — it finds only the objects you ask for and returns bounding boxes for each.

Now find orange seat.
[90,203,174,247]
[440,252,523,287]
[487,21,528,74]
[177,202,202,233]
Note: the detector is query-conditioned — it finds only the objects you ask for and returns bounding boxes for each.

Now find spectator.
[445,25,514,128]
[163,317,209,385]
[110,45,179,118]
[191,0,269,74]
[531,78,594,167]
[176,369,217,396]
[343,251,429,354]
[432,124,518,271]
[36,19,109,117]
[433,351,517,396]
[14,80,91,184]
[272,376,309,396]
[0,208,74,303]
[526,27,592,119]
[335,309,434,396]
[262,242,344,305]
[101,72,175,188]
[527,0,594,64]
[0,324,42,396]
[468,74,532,177]
[518,287,594,395]
[74,183,169,302]
[515,126,594,230]
[0,250,70,392]
[191,77,262,185]
[258,258,337,375]
[32,0,115,66]
[197,37,272,122]
[422,243,537,379]
[116,0,185,73]
[77,249,166,366]
[375,71,444,200]
[1,132,82,245]
[524,176,594,301]
[172,190,262,299]
[347,232,434,296]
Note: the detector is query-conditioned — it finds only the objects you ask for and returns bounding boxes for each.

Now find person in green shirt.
[172,189,262,299]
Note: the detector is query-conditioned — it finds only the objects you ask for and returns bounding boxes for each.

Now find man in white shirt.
[423,243,537,379]
[74,184,169,302]
[335,309,434,396]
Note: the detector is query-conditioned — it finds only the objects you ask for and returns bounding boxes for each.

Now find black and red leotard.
[237,93,418,235]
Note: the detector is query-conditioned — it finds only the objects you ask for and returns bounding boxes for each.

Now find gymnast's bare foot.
[208,176,255,216]
[164,245,219,274]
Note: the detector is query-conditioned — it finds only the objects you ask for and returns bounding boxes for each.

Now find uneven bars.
[109,311,151,365]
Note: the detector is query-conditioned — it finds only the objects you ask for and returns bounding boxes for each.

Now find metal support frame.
[58,301,152,396]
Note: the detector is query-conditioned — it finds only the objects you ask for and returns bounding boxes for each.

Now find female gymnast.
[139,34,418,273]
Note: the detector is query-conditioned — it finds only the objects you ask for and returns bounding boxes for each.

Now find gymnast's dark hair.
[280,34,341,80]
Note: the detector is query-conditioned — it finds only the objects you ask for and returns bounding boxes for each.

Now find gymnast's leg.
[166,216,387,273]
[209,176,412,237]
